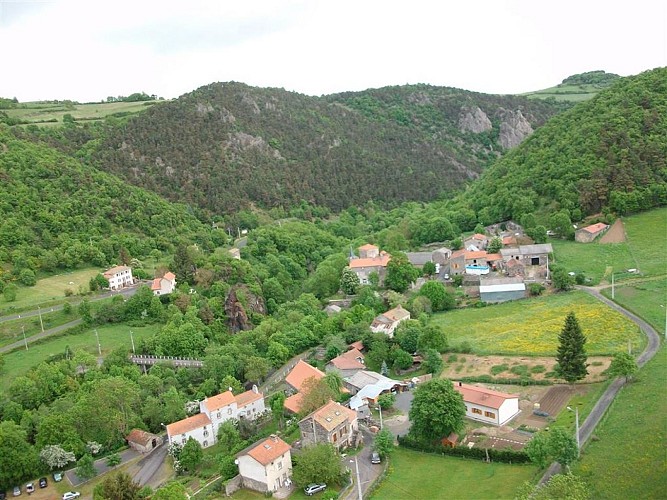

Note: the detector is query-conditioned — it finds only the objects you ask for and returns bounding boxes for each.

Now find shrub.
[510,365,531,377]
[447,354,458,363]
[530,365,546,374]
[591,361,604,367]
[64,288,74,297]
[106,453,121,466]
[459,375,552,386]
[528,283,545,296]
[490,364,509,375]
[398,434,530,463]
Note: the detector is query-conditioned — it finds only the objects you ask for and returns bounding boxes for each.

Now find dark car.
[38,478,47,489]
[304,483,327,496]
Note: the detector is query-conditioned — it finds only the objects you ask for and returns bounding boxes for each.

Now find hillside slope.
[90,83,562,214]
[521,70,620,102]
[0,126,217,274]
[463,68,667,222]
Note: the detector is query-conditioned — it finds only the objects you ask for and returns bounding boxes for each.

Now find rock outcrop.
[458,106,493,133]
[497,109,533,148]
[224,284,267,333]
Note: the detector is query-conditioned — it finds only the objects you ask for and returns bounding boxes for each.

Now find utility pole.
[353,457,363,500]
[22,325,28,350]
[568,406,580,457]
[377,405,383,430]
[130,330,136,354]
[94,329,102,356]
[38,305,44,333]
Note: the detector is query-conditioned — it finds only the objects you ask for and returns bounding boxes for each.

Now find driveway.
[65,448,141,487]
[340,428,383,500]
[382,391,413,438]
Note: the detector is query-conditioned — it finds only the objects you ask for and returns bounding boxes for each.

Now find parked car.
[12,487,20,497]
[52,473,63,483]
[371,451,381,464]
[24,484,34,495]
[533,409,549,417]
[304,483,327,496]
[38,478,47,489]
[62,493,80,500]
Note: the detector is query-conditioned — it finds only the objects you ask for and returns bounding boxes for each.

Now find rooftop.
[203,391,236,411]
[328,348,365,370]
[166,413,211,436]
[285,360,325,392]
[237,435,291,466]
[235,388,264,408]
[103,265,130,276]
[301,400,357,432]
[126,429,159,446]
[453,383,518,409]
[348,252,391,269]
[580,222,609,234]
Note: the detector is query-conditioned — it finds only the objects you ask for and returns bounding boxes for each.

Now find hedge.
[459,375,553,386]
[397,435,531,464]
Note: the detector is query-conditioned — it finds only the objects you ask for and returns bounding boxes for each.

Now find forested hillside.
[461,68,667,223]
[90,82,562,214]
[0,126,221,277]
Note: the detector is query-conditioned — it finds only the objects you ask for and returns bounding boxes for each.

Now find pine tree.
[555,312,588,383]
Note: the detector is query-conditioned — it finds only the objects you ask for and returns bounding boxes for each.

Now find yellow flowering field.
[430,291,642,355]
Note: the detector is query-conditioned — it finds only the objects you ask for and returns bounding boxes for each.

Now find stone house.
[347,244,391,285]
[500,244,553,267]
[575,222,609,243]
[126,429,163,453]
[370,305,410,337]
[236,435,292,493]
[464,233,489,250]
[298,400,359,450]
[325,348,365,378]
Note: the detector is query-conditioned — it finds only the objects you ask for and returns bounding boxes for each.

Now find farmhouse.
[151,271,176,296]
[449,250,494,276]
[235,435,292,493]
[298,401,359,450]
[345,370,407,409]
[575,222,609,243]
[103,265,134,290]
[406,252,433,267]
[454,382,520,426]
[464,233,488,250]
[370,305,411,337]
[166,412,214,448]
[431,247,452,266]
[348,244,391,285]
[500,244,553,267]
[326,348,365,377]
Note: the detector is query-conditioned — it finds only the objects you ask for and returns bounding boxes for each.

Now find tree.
[76,453,96,479]
[551,267,575,291]
[39,445,76,470]
[3,282,18,302]
[300,377,337,415]
[98,471,141,500]
[384,252,418,293]
[292,444,345,487]
[524,432,550,468]
[392,349,413,370]
[516,473,590,500]
[373,429,395,458]
[548,427,579,467]
[340,267,360,295]
[179,437,203,473]
[418,325,448,353]
[269,392,286,429]
[487,237,502,253]
[555,312,588,383]
[394,321,422,353]
[419,281,454,312]
[0,421,39,490]
[409,379,465,443]
[216,421,241,451]
[323,371,343,395]
[422,261,436,277]
[549,212,574,240]
[423,349,443,374]
[79,299,92,325]
[527,225,548,244]
[152,481,188,500]
[377,393,395,410]
[172,244,195,285]
[608,352,638,382]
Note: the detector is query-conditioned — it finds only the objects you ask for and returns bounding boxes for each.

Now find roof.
[348,252,391,269]
[442,432,458,444]
[502,236,517,246]
[284,392,305,413]
[301,400,357,432]
[237,436,291,466]
[383,305,410,322]
[485,253,502,261]
[328,348,365,370]
[451,250,490,260]
[235,389,263,408]
[204,391,236,411]
[164,272,176,280]
[103,265,130,277]
[126,429,159,446]
[405,252,433,266]
[347,371,407,409]
[285,360,325,392]
[465,233,487,241]
[358,244,379,251]
[580,222,609,234]
[151,278,161,291]
[166,413,211,436]
[501,244,553,257]
[505,258,524,268]
[453,383,518,410]
[479,283,526,293]
[348,340,364,351]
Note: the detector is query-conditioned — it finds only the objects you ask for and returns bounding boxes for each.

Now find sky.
[1,0,666,102]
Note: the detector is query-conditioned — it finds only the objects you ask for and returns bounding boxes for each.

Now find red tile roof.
[453,383,518,409]
[285,360,325,392]
[235,389,263,408]
[485,253,502,261]
[348,252,391,269]
[164,272,176,280]
[358,244,379,251]
[239,436,291,466]
[166,413,211,436]
[204,391,236,411]
[284,392,304,414]
[151,278,161,291]
[328,348,365,370]
[126,429,158,446]
[581,222,609,234]
[303,400,357,432]
[471,233,487,240]
[348,340,364,352]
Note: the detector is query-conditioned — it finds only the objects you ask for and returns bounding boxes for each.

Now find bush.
[64,288,74,297]
[509,365,531,377]
[530,365,546,374]
[452,341,473,354]
[397,434,531,463]
[528,283,545,296]
[106,453,121,467]
[490,364,509,375]
[459,375,552,386]
[447,354,458,363]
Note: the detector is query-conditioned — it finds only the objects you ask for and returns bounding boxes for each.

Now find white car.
[62,493,81,500]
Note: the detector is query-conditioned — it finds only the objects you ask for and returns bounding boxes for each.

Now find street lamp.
[350,458,362,500]
[376,404,383,430]
[38,305,44,333]
[567,406,580,457]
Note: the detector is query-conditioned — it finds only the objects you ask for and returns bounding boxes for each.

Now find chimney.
[252,384,259,394]
[270,434,278,442]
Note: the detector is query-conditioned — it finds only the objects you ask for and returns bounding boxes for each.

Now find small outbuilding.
[441,432,459,448]
[126,429,163,453]
[575,222,609,243]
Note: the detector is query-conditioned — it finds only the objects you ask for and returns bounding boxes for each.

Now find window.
[333,433,338,442]
[203,430,209,437]
[228,408,233,415]
[181,438,186,444]
[217,412,221,419]
[484,411,496,419]
[278,461,283,470]
[472,408,482,415]
[203,440,208,447]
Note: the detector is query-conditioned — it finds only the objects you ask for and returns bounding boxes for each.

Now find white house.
[370,305,410,337]
[151,272,177,296]
[236,435,292,493]
[167,386,265,449]
[454,382,520,426]
[103,265,134,290]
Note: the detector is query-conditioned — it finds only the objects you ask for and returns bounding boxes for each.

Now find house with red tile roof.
[326,348,365,377]
[126,429,163,453]
[453,382,520,426]
[103,265,134,290]
[167,386,265,449]
[283,360,326,414]
[348,244,391,285]
[236,435,293,493]
[575,222,609,243]
[298,401,359,450]
[151,271,177,296]
[370,305,410,338]
[464,233,489,250]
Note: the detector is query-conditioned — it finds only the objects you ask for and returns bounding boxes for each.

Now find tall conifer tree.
[555,312,588,383]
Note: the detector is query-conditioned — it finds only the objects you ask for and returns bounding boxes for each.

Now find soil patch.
[599,218,626,243]
[440,354,610,383]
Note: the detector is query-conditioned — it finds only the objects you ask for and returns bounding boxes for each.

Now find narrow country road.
[0,319,82,354]
[538,286,662,485]
[340,428,382,500]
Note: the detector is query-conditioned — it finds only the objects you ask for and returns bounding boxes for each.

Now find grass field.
[0,267,100,314]
[573,346,667,499]
[4,100,162,125]
[371,447,537,499]
[431,291,641,356]
[550,207,667,284]
[602,279,667,336]
[0,309,79,347]
[520,83,605,102]
[0,323,160,394]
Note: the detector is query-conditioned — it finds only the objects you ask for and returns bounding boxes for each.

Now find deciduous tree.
[384,252,419,293]
[608,352,638,382]
[179,438,203,473]
[373,429,395,458]
[292,444,344,487]
[408,379,465,443]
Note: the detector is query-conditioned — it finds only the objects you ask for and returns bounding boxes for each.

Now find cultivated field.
[0,323,160,394]
[574,347,667,499]
[431,291,641,356]
[4,100,161,125]
[371,447,537,499]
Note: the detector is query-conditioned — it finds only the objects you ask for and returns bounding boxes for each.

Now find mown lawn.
[0,267,100,313]
[431,291,641,356]
[602,279,667,336]
[371,447,537,499]
[0,323,160,394]
[574,347,667,499]
[623,207,667,277]
[549,238,636,285]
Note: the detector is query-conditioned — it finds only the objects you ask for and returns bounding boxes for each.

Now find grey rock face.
[498,109,533,148]
[458,106,492,133]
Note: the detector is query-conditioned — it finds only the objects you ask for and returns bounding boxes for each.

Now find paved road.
[341,428,382,500]
[538,285,662,485]
[65,447,141,487]
[0,318,82,354]
[132,442,169,486]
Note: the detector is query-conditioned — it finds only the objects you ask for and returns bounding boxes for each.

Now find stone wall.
[224,475,243,496]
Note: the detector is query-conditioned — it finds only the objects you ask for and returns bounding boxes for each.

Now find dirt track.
[599,218,626,243]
